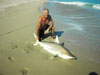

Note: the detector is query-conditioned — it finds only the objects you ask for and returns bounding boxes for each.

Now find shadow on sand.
[88,72,98,75]
[44,31,64,39]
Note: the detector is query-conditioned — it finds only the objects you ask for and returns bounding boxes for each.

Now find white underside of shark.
[33,33,75,59]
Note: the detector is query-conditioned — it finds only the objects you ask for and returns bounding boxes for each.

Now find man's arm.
[36,17,41,40]
[47,15,54,31]
[45,15,54,34]
[48,20,53,30]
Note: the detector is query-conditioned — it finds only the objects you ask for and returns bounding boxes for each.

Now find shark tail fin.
[55,35,59,44]
[34,33,36,39]
[33,33,39,46]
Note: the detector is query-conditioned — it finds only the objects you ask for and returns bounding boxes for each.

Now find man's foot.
[51,37,54,40]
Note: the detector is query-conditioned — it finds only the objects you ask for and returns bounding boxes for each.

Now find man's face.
[43,10,49,18]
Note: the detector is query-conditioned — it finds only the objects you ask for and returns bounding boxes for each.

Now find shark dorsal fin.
[55,35,59,44]
[33,33,40,46]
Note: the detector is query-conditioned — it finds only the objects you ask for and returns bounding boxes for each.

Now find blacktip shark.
[33,33,76,59]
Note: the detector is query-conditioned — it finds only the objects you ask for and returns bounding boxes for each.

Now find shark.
[33,33,76,59]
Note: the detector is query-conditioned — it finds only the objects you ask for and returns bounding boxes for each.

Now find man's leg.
[39,29,44,41]
[51,26,55,40]
[45,25,55,40]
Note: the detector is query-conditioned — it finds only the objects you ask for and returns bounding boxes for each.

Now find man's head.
[43,8,49,18]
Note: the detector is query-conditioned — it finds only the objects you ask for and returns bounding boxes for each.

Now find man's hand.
[44,29,49,34]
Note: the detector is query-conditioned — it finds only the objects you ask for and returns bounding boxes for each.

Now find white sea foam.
[49,1,100,10]
[93,4,100,9]
[67,16,94,19]
[60,2,100,10]
[58,2,87,6]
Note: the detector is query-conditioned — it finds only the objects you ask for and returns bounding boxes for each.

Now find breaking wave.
[49,1,100,10]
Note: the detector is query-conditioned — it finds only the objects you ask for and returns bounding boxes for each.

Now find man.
[36,8,55,41]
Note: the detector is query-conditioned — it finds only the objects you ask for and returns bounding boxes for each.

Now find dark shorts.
[39,25,49,40]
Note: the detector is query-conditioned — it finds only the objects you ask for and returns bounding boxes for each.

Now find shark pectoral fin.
[50,55,58,59]
[33,33,36,39]
[61,42,64,46]
[55,35,60,44]
[33,42,38,46]
[33,40,39,46]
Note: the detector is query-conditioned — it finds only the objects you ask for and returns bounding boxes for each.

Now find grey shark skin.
[33,34,76,59]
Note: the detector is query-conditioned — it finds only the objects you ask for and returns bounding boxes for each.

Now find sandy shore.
[0,1,52,75]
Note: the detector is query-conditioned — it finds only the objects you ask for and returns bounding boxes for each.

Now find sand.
[0,1,50,75]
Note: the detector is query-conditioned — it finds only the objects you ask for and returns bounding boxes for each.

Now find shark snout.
[59,54,76,60]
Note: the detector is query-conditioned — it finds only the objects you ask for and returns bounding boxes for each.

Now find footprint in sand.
[21,68,30,75]
[24,48,30,53]
[12,44,18,50]
[24,45,33,53]
[8,56,15,62]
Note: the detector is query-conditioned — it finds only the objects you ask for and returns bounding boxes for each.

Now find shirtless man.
[36,8,55,41]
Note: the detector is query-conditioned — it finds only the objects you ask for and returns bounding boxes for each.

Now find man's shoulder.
[39,15,43,19]
[38,15,43,21]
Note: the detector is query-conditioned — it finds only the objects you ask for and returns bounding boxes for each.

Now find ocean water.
[42,0,100,74]
[50,0,100,4]
[49,0,100,9]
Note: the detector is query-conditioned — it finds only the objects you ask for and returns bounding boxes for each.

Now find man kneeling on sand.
[36,8,55,41]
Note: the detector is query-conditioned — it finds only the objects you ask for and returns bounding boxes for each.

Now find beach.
[0,0,100,75]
